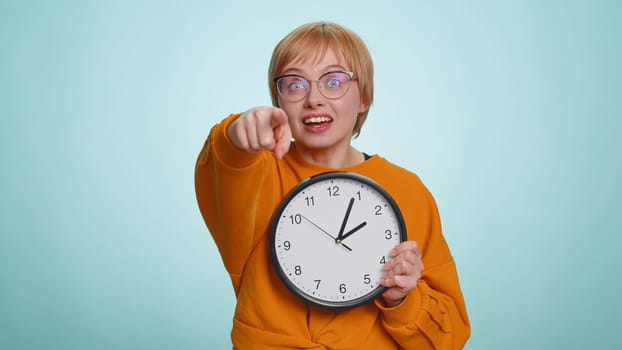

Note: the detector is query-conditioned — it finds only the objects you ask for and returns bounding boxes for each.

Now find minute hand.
[340,221,368,241]
[336,197,355,241]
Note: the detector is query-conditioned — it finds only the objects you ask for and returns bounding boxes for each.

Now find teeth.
[304,116,332,124]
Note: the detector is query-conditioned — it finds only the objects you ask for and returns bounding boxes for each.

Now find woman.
[195,21,470,349]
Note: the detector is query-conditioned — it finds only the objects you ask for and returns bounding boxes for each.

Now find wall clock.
[269,172,406,310]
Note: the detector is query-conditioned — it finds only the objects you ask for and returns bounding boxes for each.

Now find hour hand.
[340,221,367,241]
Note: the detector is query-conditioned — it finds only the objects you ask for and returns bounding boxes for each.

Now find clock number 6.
[339,284,347,294]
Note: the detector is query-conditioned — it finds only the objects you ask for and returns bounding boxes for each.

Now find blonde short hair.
[268,22,374,138]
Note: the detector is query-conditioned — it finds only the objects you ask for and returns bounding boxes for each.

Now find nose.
[304,81,326,107]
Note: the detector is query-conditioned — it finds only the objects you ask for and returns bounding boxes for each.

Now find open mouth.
[303,115,333,126]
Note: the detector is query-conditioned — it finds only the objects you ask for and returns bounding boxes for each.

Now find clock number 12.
[327,185,340,197]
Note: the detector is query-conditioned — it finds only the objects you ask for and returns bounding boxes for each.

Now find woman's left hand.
[380,240,424,307]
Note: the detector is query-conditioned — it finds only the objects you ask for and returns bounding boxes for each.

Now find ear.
[359,100,368,114]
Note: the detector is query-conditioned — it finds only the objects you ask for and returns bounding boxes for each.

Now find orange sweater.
[195,114,470,349]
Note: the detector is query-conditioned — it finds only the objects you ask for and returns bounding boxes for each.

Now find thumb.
[271,109,292,160]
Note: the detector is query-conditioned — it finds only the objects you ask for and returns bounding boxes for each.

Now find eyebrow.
[280,64,348,76]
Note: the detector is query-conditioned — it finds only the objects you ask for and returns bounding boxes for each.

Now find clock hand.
[336,197,355,242]
[300,214,352,251]
[340,221,368,241]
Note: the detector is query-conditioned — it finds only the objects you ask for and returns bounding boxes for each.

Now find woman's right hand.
[227,106,293,160]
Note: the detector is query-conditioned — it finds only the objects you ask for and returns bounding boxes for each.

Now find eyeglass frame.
[272,70,357,102]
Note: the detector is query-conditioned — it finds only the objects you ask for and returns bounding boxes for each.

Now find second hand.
[300,214,352,251]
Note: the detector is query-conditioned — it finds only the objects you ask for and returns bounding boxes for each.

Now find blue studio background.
[1,1,620,349]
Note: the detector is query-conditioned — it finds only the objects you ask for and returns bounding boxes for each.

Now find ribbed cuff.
[375,281,423,326]
[212,113,264,169]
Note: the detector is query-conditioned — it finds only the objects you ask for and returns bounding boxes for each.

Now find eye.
[277,75,309,94]
[321,72,349,89]
[325,78,342,89]
[284,77,308,92]
[289,81,306,91]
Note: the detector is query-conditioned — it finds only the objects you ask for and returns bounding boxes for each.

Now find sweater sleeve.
[374,186,471,349]
[194,114,276,294]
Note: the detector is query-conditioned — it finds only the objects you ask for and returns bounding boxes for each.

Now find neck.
[292,143,364,169]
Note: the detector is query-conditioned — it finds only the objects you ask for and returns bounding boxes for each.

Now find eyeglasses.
[273,71,356,102]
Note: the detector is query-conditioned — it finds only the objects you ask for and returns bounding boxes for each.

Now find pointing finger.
[271,109,292,159]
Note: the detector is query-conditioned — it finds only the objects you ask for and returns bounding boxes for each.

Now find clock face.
[269,172,406,310]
